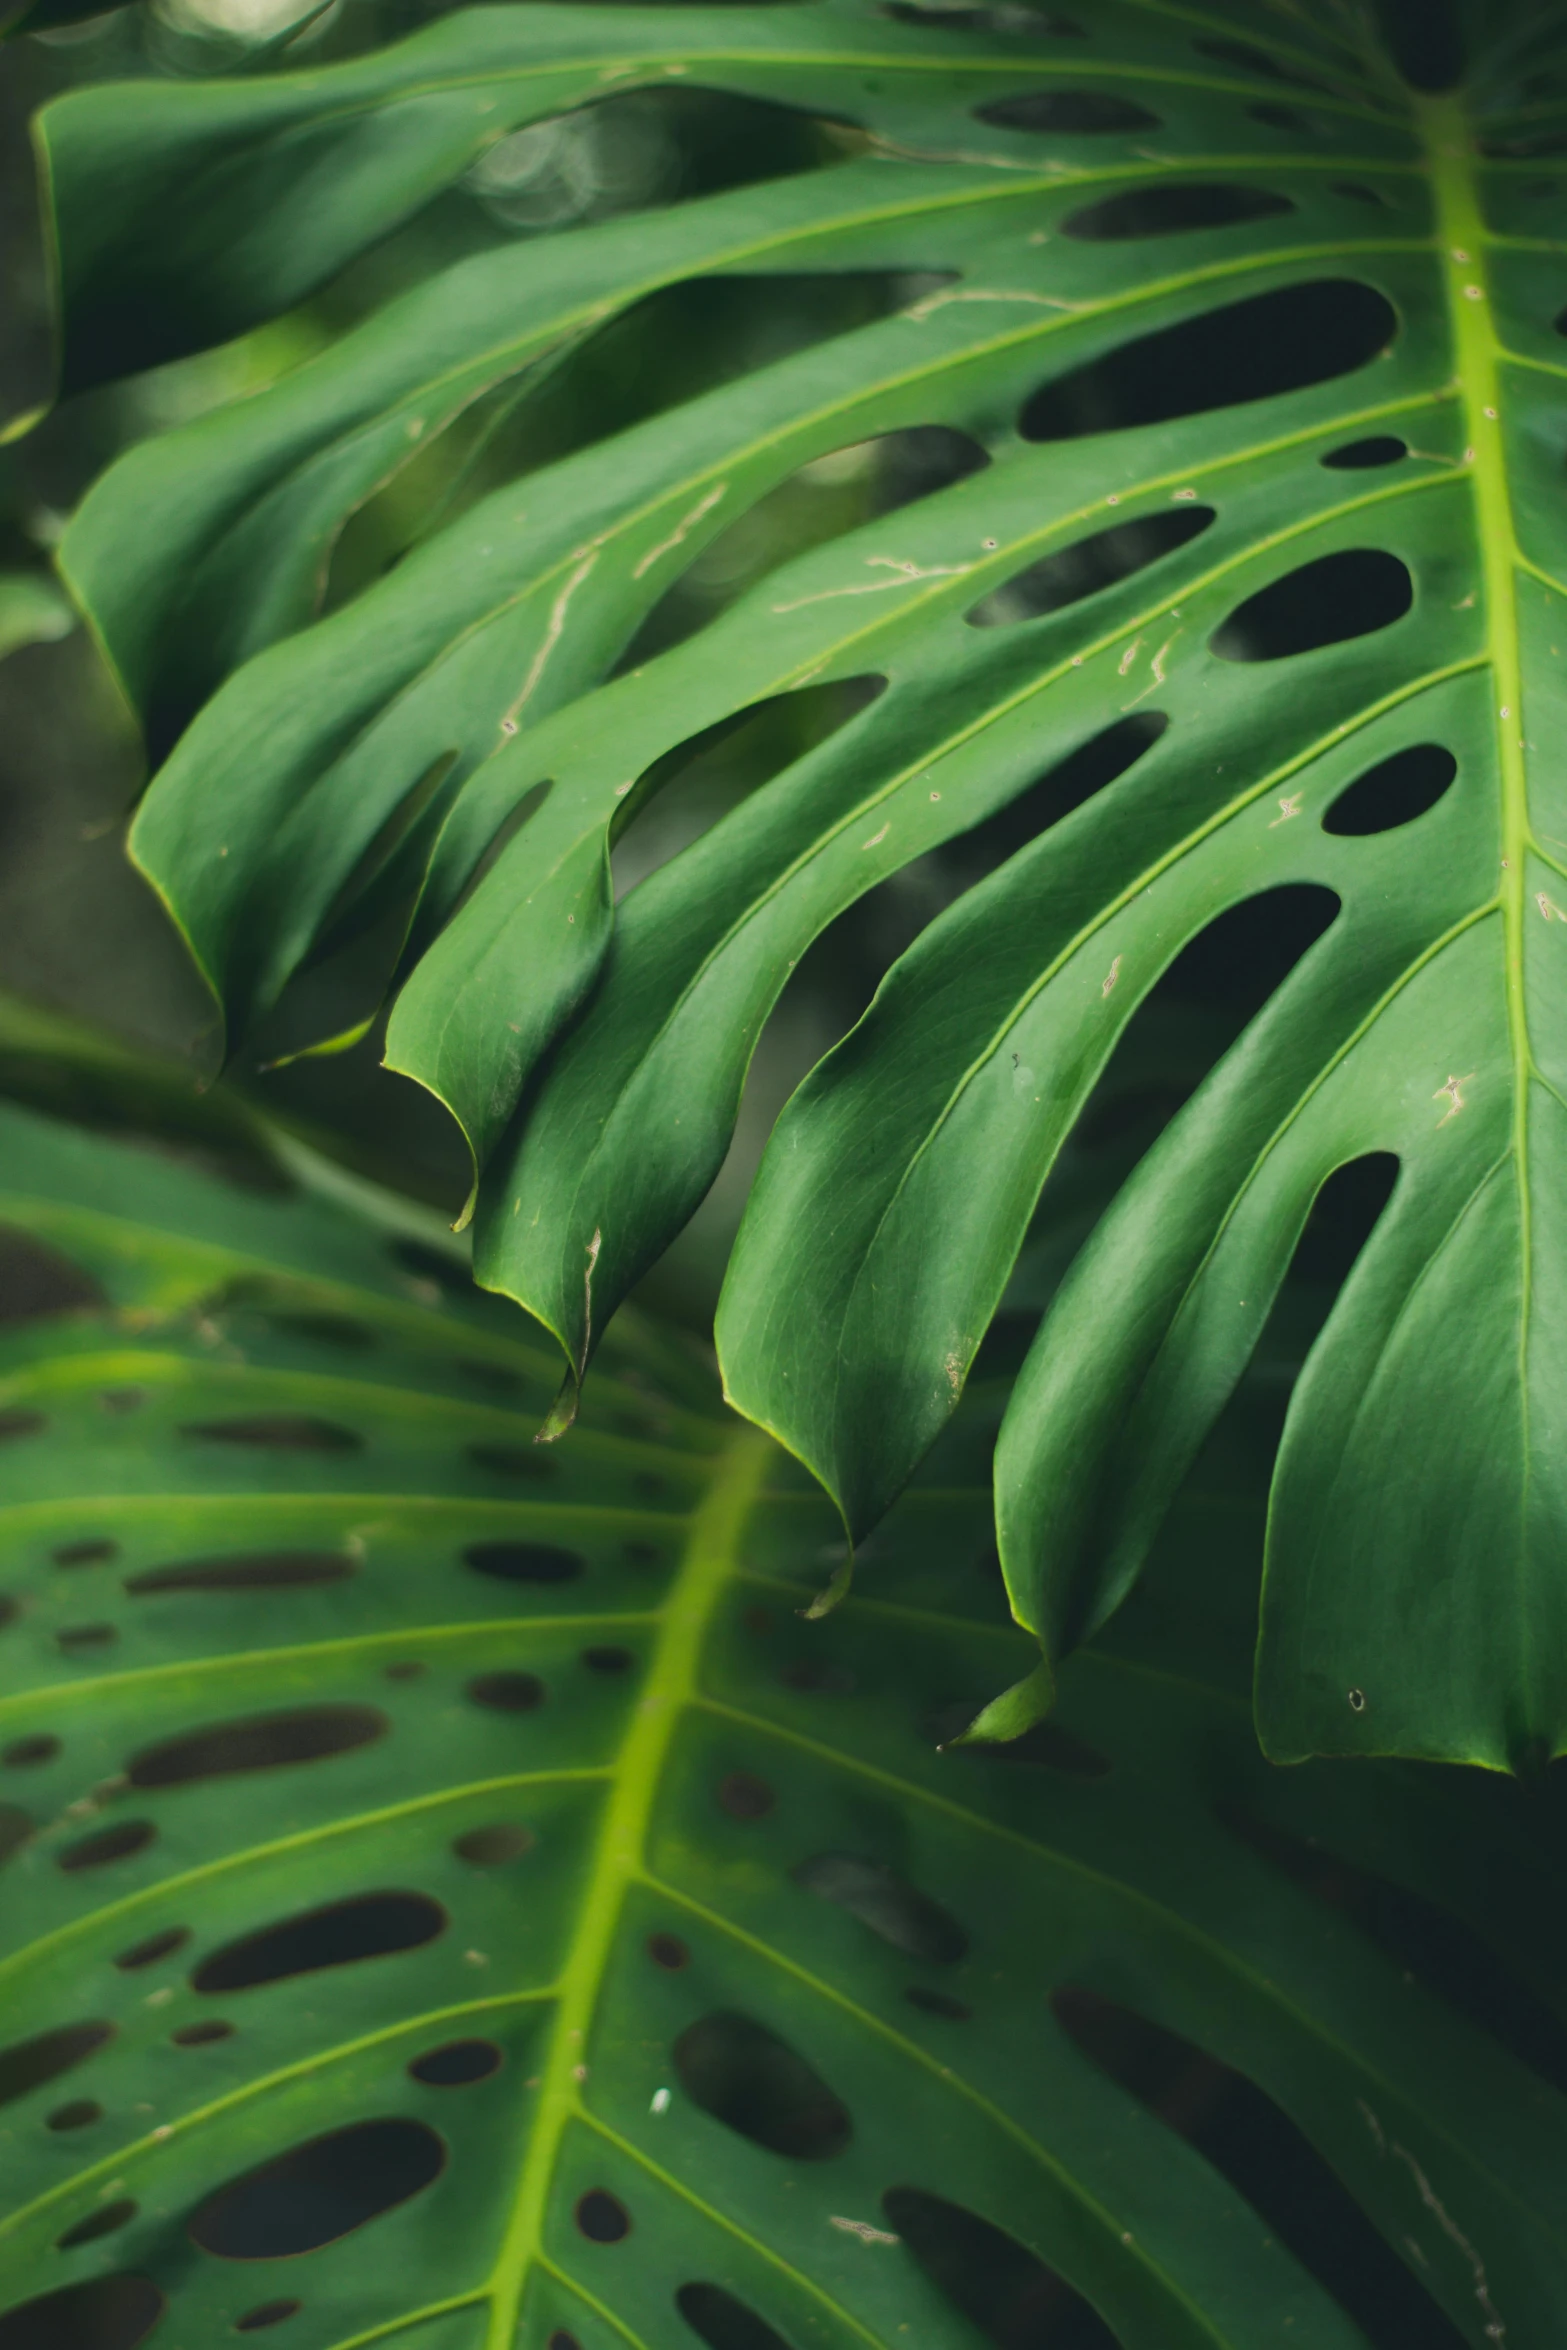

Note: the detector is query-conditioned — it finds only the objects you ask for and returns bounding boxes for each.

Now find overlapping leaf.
[0,1099,1565,2349]
[32,0,1567,1761]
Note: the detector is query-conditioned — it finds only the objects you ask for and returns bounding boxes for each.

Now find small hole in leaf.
[409,2039,503,2087]
[189,2119,446,2258]
[1333,181,1391,207]
[1321,435,1407,469]
[582,1646,633,1674]
[1063,182,1291,240]
[1323,743,1456,834]
[976,88,1160,133]
[52,1541,117,1570]
[674,2013,852,2159]
[0,1412,46,1442]
[57,2199,136,2250]
[1249,101,1309,130]
[235,2305,302,2333]
[0,2276,164,2350]
[718,1771,775,1820]
[904,1987,971,2020]
[464,1540,583,1583]
[0,1600,15,1633]
[794,1853,968,1962]
[0,1805,32,1863]
[468,1671,546,1713]
[0,2023,114,2109]
[58,1820,156,1872]
[270,1312,375,1349]
[575,2191,631,2243]
[677,2281,795,2350]
[1211,550,1412,661]
[115,1927,189,1972]
[966,508,1214,628]
[57,1624,116,1653]
[548,2335,581,2350]
[383,1660,424,1682]
[1021,281,1395,440]
[623,1540,662,1566]
[465,1444,560,1482]
[3,1736,59,1769]
[172,2021,235,2047]
[0,1230,104,1327]
[126,1552,355,1594]
[128,1705,386,1788]
[193,1891,446,1993]
[452,1823,535,1865]
[648,1932,690,1970]
[180,1417,363,1452]
[46,2101,101,2132]
[885,2188,1121,2348]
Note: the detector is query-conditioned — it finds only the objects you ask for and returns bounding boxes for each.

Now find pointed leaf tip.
[945,1658,1054,1749]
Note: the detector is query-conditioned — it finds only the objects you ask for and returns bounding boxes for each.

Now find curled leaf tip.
[536,1367,579,1445]
[800,1555,854,1620]
[944,1657,1054,1749]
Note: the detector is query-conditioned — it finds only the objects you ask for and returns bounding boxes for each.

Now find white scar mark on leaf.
[862,129,1045,172]
[1121,630,1182,708]
[581,1227,602,1361]
[507,549,598,722]
[829,2217,900,2245]
[632,483,727,578]
[944,1350,964,1396]
[861,821,890,850]
[1392,2145,1505,2344]
[903,283,1081,322]
[1118,637,1144,677]
[1434,1071,1475,1125]
[1102,954,1123,997]
[772,555,973,614]
[1269,792,1305,827]
[1538,892,1567,922]
[1357,2100,1387,2156]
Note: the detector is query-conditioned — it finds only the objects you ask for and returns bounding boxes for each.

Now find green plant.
[0,1096,1564,2349]
[27,0,1567,1768]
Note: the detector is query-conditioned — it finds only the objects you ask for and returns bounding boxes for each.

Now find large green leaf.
[1,1094,1566,2348]
[33,2,1567,1761]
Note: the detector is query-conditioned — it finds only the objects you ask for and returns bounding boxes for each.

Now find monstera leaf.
[27,0,1567,1763]
[0,1094,1566,2349]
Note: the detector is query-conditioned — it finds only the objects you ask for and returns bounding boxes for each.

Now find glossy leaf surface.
[32,2,1567,1761]
[1,1100,1566,2348]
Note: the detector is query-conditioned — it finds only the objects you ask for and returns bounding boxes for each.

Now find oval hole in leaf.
[1051,1989,1464,2345]
[0,2022,113,2110]
[575,2191,632,2243]
[128,1705,386,1788]
[904,1987,971,2020]
[0,1229,103,1326]
[582,1645,633,1674]
[235,2304,302,2333]
[1333,180,1393,207]
[464,1539,583,1583]
[3,1736,59,1768]
[53,1539,117,1569]
[965,508,1214,628]
[58,1820,156,1872]
[648,1932,690,1970]
[46,2101,101,2132]
[409,2039,503,2087]
[718,1771,775,1820]
[267,1311,376,1348]
[673,2013,852,2159]
[882,2188,1121,2349]
[676,2282,795,2350]
[1321,435,1407,469]
[465,1443,560,1481]
[452,1823,534,1865]
[171,2020,234,2047]
[57,1623,115,1652]
[1063,183,1292,240]
[179,1416,363,1452]
[0,2276,163,2350]
[189,2119,446,2258]
[57,2199,136,2250]
[468,1671,546,1712]
[114,1926,189,1972]
[611,678,886,903]
[0,1413,45,1443]
[793,1852,968,1963]
[1249,101,1310,131]
[126,1551,356,1594]
[1323,743,1456,835]
[1020,281,1395,440]
[192,1891,446,1993]
[975,89,1160,132]
[1210,550,1412,662]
